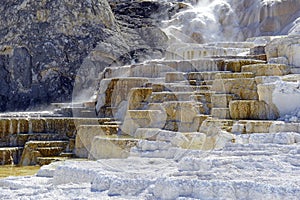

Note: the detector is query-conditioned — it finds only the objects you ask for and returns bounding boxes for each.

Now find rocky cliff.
[0,0,117,111]
[0,0,182,111]
[1,0,300,111]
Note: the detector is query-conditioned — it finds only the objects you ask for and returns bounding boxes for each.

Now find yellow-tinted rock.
[229,100,277,120]
[182,132,207,149]
[75,125,119,158]
[257,83,280,118]
[128,88,152,110]
[211,108,231,119]
[225,59,266,72]
[162,101,199,123]
[96,78,149,118]
[89,137,138,159]
[211,94,235,108]
[199,119,234,136]
[242,64,290,76]
[214,72,254,79]
[165,72,186,83]
[121,110,166,136]
[266,35,300,67]
[0,147,22,165]
[212,78,258,100]
[20,141,68,166]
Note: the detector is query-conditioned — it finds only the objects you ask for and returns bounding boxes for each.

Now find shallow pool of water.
[0,165,40,179]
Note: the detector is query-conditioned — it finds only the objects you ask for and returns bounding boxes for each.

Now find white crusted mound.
[1,133,300,199]
[164,0,300,43]
[273,81,300,116]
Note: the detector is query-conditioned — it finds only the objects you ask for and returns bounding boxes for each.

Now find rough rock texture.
[265,35,300,68]
[232,0,300,38]
[241,64,291,76]
[1,140,300,199]
[229,100,277,120]
[258,80,300,117]
[0,0,179,111]
[0,0,117,111]
[164,0,300,43]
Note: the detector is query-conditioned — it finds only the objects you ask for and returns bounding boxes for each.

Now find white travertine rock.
[164,0,300,45]
[121,110,166,136]
[272,81,300,116]
[183,132,207,149]
[269,121,300,133]
[89,137,138,160]
[265,35,300,68]
[138,140,172,151]
[257,78,300,117]
[75,125,118,158]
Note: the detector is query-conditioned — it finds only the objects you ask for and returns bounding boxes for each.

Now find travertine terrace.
[0,0,300,199]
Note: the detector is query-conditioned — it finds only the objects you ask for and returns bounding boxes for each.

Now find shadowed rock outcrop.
[0,0,179,111]
[0,0,118,111]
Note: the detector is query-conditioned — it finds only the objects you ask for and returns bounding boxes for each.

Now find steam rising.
[163,0,242,44]
[163,0,300,44]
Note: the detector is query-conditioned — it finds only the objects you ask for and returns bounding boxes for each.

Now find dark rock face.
[106,0,186,63]
[0,0,117,111]
[0,0,181,111]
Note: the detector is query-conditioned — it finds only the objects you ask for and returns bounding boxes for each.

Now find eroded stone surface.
[242,64,291,76]
[266,35,300,68]
[89,137,138,160]
[229,100,277,120]
[212,78,258,100]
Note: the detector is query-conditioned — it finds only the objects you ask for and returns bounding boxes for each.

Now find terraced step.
[194,91,216,103]
[19,141,69,166]
[211,54,267,61]
[165,72,186,83]
[232,120,275,134]
[146,59,226,72]
[214,72,254,79]
[229,100,277,120]
[16,133,66,147]
[122,110,166,136]
[0,111,61,118]
[166,45,250,60]
[75,124,121,158]
[212,94,236,110]
[102,64,168,79]
[187,71,230,81]
[51,101,95,109]
[206,42,255,48]
[241,64,291,76]
[211,108,230,119]
[89,136,139,160]
[224,59,266,72]
[36,147,64,157]
[36,156,73,166]
[190,94,206,103]
[211,78,258,100]
[269,121,300,133]
[150,92,194,103]
[164,84,212,92]
[0,147,23,165]
[199,119,234,135]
